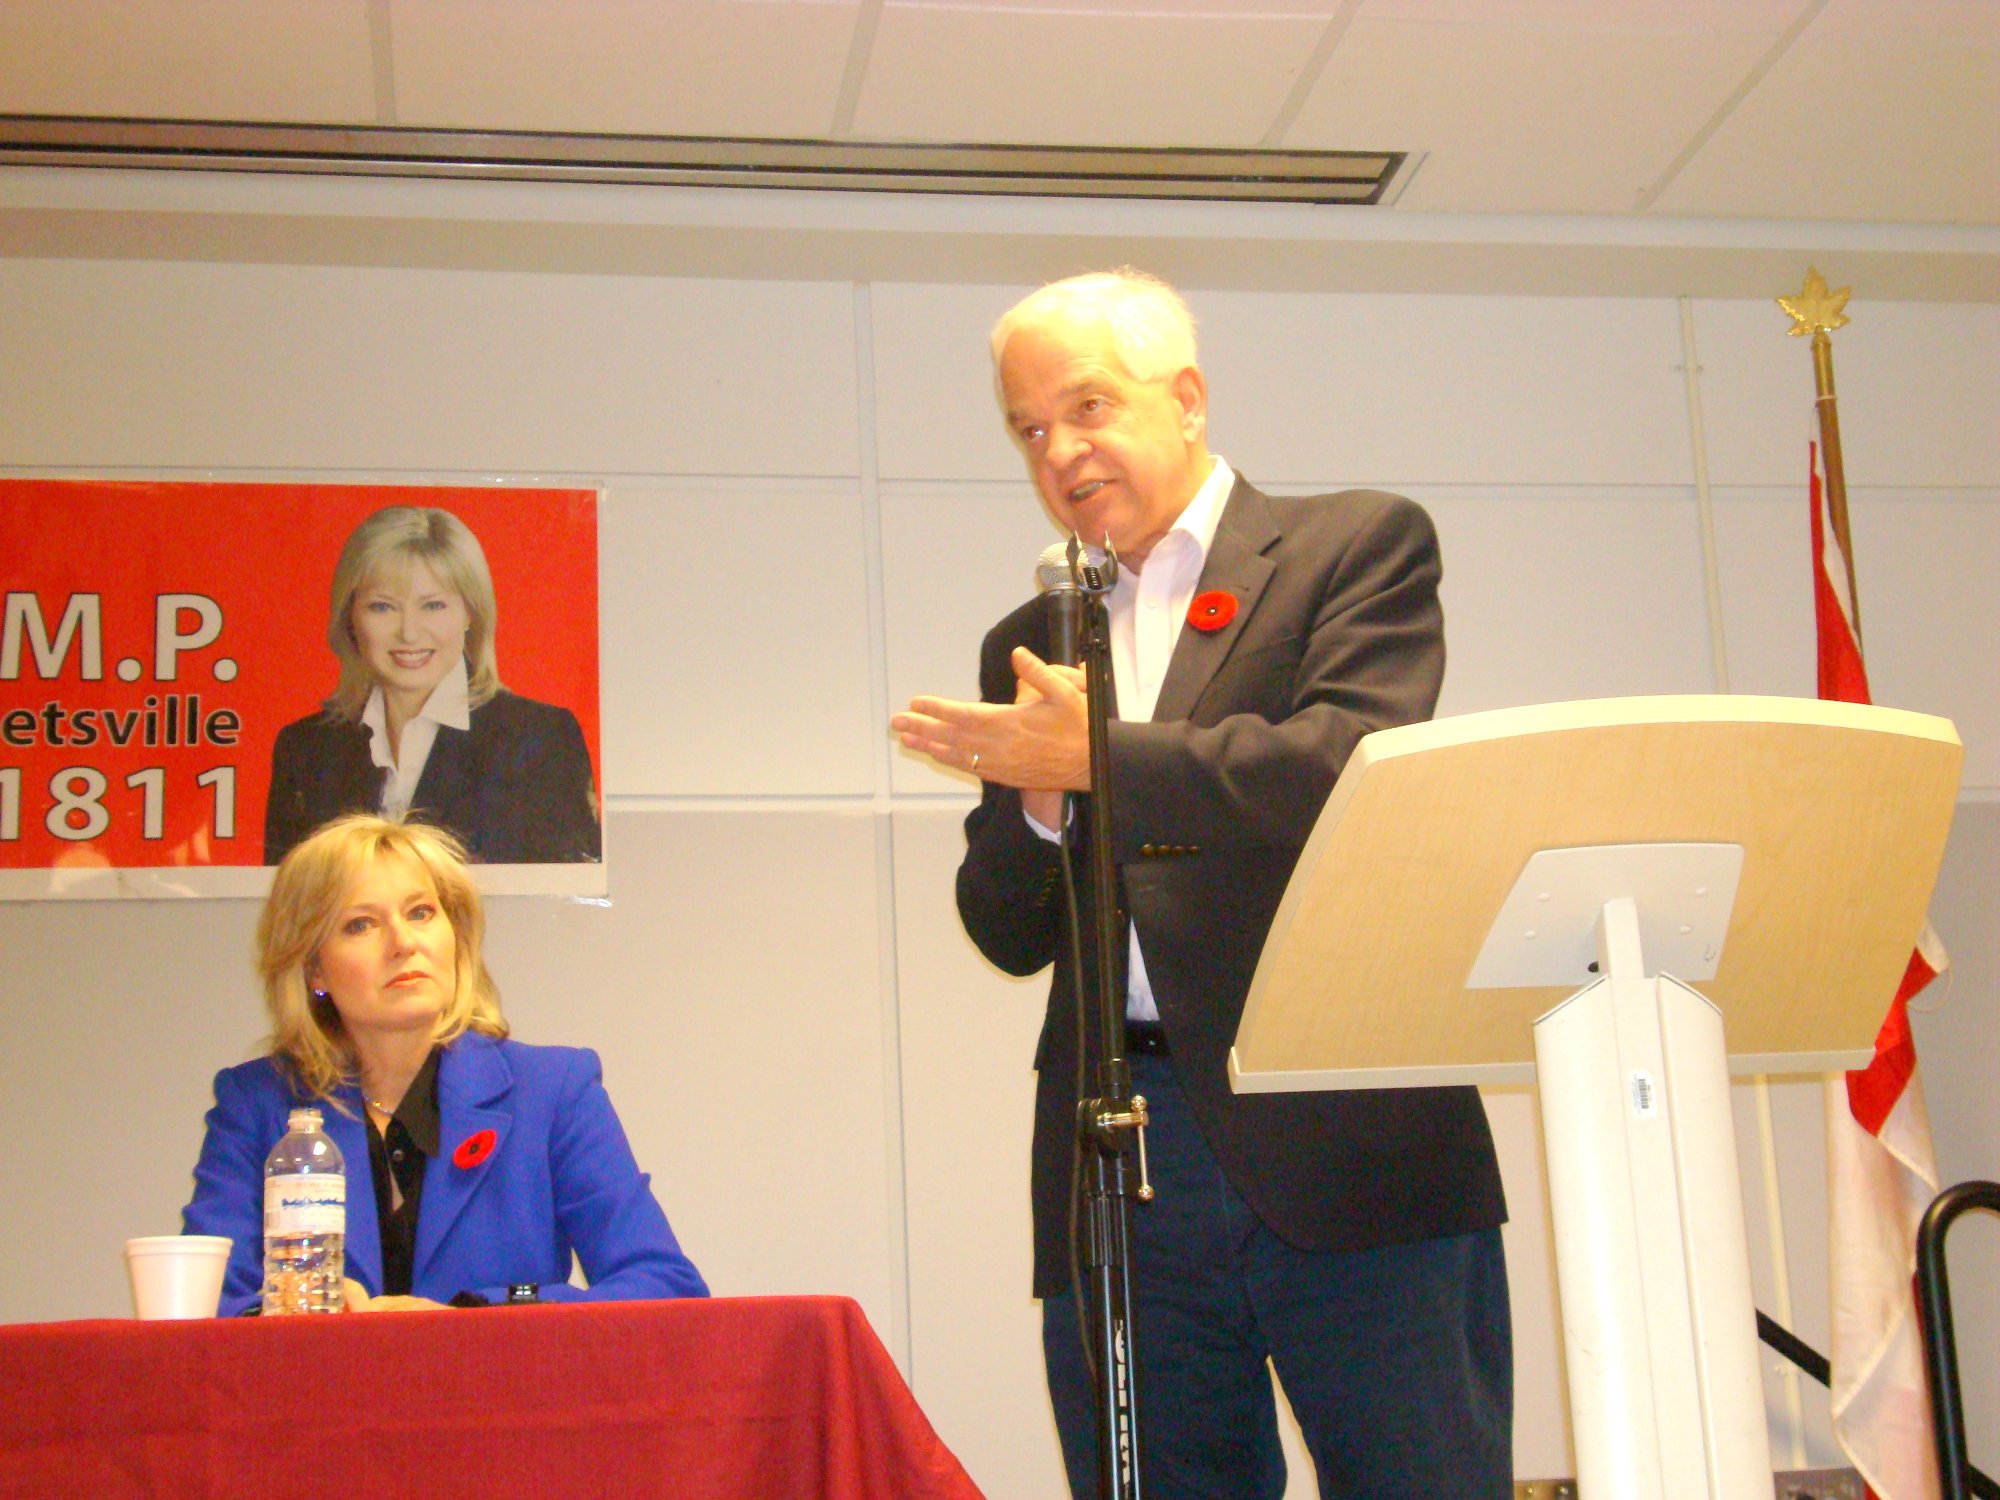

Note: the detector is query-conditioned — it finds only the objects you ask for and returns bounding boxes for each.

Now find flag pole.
[1784,267,1963,1499]
[1780,267,1862,646]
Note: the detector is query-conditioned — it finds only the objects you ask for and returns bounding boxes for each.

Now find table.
[0,1295,985,1499]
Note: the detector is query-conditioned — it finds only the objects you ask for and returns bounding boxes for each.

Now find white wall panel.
[879,482,1064,796]
[1710,487,2000,789]
[1692,299,2000,490]
[1486,1085,1575,1480]
[599,482,879,797]
[1846,492,2000,791]
[487,808,901,1325]
[891,807,1067,1500]
[1705,485,1820,704]
[871,283,1026,483]
[1733,1074,1844,1469]
[1196,293,1695,488]
[1912,804,2000,1482]
[873,285,1701,491]
[0,893,266,1324]
[1419,487,1719,715]
[0,261,861,478]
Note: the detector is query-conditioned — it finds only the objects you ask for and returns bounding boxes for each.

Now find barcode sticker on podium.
[1629,1071,1658,1118]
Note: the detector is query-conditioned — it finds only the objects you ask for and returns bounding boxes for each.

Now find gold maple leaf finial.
[1779,267,1851,337]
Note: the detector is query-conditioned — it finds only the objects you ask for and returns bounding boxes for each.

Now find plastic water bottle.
[262,1106,345,1314]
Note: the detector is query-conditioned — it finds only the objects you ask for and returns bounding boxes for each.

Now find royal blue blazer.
[183,1034,708,1314]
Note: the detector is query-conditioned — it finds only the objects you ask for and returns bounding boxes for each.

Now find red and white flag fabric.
[1812,439,1946,1500]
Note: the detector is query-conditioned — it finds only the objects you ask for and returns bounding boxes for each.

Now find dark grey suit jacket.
[956,476,1506,1296]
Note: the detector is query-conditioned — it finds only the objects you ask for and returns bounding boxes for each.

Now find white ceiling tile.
[1357,0,1796,26]
[1821,0,2000,44]
[390,0,860,138]
[1286,11,1793,213]
[883,0,1339,14]
[0,0,1988,230]
[890,0,1338,11]
[0,0,376,121]
[1650,0,2000,225]
[853,6,1326,144]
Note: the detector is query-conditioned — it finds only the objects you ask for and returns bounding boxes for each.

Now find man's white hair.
[990,267,1199,385]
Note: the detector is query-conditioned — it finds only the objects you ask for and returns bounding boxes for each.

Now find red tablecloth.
[0,1295,985,1499]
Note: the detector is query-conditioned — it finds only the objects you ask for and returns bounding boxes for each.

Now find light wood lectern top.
[1230,693,1962,1094]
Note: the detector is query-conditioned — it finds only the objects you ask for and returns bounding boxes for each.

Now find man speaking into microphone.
[892,269,1509,1499]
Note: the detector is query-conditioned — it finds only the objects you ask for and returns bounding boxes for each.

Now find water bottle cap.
[287,1107,323,1132]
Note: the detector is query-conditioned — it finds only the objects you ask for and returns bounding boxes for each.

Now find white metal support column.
[1534,896,1773,1498]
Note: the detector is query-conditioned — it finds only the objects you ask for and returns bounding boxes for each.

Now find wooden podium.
[1230,695,1961,1499]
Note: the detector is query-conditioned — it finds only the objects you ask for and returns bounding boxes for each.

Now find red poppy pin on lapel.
[1188,591,1238,632]
[452,1129,498,1169]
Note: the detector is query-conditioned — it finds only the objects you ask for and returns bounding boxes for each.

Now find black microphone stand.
[1061,536,1151,1500]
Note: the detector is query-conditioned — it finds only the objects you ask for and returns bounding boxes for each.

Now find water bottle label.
[265,1174,345,1235]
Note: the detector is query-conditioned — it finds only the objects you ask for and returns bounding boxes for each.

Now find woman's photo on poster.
[264,506,602,867]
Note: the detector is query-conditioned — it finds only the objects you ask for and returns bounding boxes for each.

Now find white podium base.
[1532,897,1773,1499]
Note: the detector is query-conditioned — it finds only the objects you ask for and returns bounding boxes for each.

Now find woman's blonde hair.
[260,814,507,1100]
[324,506,503,721]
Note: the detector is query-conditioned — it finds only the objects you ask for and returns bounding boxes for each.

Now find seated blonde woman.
[185,814,705,1312]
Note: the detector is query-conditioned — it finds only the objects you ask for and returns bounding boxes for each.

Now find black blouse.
[364,1047,441,1297]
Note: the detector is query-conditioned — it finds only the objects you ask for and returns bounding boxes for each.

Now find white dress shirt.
[1028,457,1236,1022]
[361,655,474,820]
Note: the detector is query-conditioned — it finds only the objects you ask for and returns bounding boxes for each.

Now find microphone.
[1035,536,1113,667]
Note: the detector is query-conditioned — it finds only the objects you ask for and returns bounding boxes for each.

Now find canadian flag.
[1813,440,1946,1500]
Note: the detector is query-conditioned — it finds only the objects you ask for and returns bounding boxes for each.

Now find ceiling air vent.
[0,117,1404,205]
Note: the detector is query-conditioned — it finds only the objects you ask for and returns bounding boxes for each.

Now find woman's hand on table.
[341,1278,447,1313]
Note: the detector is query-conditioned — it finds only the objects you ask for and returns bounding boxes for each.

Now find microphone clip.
[1066,532,1119,594]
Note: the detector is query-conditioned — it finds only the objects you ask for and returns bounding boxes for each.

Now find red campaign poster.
[0,480,603,899]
